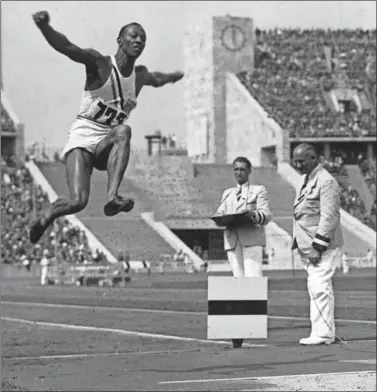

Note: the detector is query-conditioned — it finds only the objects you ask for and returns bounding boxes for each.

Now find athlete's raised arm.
[32,11,105,69]
[136,65,184,88]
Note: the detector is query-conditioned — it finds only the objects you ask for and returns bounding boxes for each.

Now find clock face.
[221,25,246,51]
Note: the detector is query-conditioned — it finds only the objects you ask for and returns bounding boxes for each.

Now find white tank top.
[77,56,137,127]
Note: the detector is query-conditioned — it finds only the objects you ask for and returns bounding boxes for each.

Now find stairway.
[37,162,175,260]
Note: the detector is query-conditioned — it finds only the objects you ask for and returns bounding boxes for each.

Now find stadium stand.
[36,160,176,261]
[21,147,375,262]
[358,156,377,230]
[1,102,107,268]
[238,28,376,138]
[1,105,16,133]
[359,157,377,198]
[1,26,375,270]
[1,163,107,267]
[236,28,376,229]
[192,162,372,258]
[321,157,373,228]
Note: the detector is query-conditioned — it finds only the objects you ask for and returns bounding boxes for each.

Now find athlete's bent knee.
[71,192,89,212]
[114,124,132,143]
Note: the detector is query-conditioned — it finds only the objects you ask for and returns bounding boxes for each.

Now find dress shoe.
[299,336,335,345]
[232,339,243,348]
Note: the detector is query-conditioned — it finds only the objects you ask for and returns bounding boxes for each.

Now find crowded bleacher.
[1,159,108,269]
[236,27,376,229]
[319,152,376,230]
[1,27,375,270]
[358,156,376,230]
[359,156,377,197]
[238,28,376,138]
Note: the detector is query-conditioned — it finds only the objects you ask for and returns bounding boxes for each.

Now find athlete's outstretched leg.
[29,148,93,243]
[94,124,134,216]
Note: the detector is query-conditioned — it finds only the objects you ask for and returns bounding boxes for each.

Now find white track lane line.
[340,359,376,364]
[2,300,376,325]
[3,348,201,361]
[1,317,266,348]
[158,370,376,385]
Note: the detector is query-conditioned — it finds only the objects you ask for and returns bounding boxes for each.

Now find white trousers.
[299,247,341,339]
[40,268,48,286]
[227,240,263,277]
[341,257,349,274]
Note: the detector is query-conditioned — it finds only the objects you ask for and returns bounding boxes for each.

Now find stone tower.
[183,15,254,163]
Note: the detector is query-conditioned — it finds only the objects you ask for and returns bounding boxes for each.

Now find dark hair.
[118,22,144,38]
[233,156,252,170]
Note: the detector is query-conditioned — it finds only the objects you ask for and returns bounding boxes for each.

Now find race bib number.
[91,99,128,126]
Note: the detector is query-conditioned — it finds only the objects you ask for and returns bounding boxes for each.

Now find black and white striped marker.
[207,277,268,339]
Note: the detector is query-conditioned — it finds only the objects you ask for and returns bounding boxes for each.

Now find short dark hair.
[118,22,144,38]
[233,156,252,170]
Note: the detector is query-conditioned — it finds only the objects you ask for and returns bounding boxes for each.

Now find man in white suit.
[292,143,343,346]
[215,156,272,348]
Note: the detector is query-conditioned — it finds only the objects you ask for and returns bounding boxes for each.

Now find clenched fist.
[32,11,50,28]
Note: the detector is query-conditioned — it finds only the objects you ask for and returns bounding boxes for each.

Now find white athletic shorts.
[60,118,111,164]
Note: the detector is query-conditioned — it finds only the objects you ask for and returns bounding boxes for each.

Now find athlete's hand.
[172,71,184,84]
[32,11,50,28]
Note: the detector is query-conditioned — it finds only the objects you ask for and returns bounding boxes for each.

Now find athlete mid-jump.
[29,11,184,244]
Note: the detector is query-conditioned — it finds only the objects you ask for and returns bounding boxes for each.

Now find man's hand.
[245,211,258,223]
[308,248,321,266]
[32,11,50,28]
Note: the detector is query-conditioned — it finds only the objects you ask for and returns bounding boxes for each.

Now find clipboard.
[210,212,251,227]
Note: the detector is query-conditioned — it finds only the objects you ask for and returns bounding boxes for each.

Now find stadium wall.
[128,150,194,180]
[1,89,25,160]
[225,73,290,166]
[141,212,204,271]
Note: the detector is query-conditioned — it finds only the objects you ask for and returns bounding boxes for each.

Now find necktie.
[298,175,309,200]
[236,186,242,204]
[300,175,309,192]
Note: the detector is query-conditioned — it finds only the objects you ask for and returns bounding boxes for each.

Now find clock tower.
[184,15,254,163]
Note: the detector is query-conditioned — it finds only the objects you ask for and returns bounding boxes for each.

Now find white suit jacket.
[292,164,344,254]
[216,182,272,251]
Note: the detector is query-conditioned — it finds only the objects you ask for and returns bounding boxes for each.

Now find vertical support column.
[367,142,374,162]
[324,142,331,160]
[147,138,152,156]
[16,124,25,163]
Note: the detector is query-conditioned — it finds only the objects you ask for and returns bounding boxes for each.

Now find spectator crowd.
[359,156,376,197]
[1,161,108,270]
[318,152,375,229]
[3,27,377,274]
[358,155,376,230]
[238,28,376,138]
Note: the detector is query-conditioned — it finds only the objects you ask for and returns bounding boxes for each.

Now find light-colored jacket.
[292,164,344,254]
[216,182,272,251]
